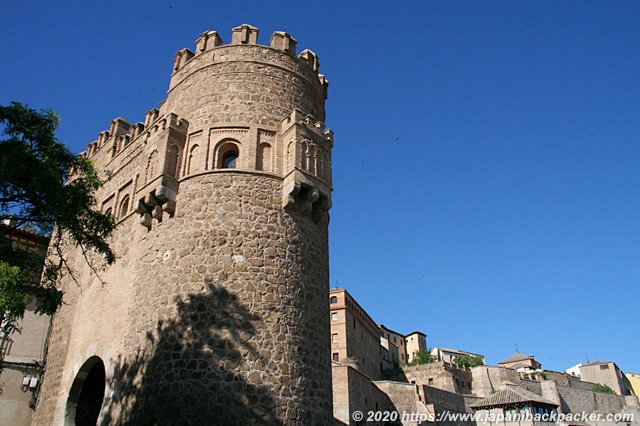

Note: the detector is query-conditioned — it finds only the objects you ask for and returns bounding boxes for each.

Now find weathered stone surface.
[33,25,333,426]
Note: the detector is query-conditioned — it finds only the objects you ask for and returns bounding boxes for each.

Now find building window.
[119,195,130,218]
[331,313,338,321]
[333,353,339,361]
[332,333,338,343]
[222,151,237,168]
[600,364,610,370]
[330,296,337,304]
[166,144,180,178]
[215,141,240,169]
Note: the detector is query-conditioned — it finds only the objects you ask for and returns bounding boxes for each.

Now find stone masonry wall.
[166,44,327,130]
[556,385,629,415]
[32,25,333,426]
[332,364,398,426]
[34,172,333,425]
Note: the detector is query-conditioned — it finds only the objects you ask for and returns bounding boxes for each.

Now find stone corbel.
[282,170,331,222]
[299,187,319,215]
[134,181,179,229]
[282,179,329,222]
[140,213,152,228]
[282,180,302,210]
[155,185,177,217]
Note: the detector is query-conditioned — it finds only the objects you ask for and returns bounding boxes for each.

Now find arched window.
[187,144,200,175]
[166,144,180,178]
[215,141,240,169]
[308,144,316,174]
[300,142,308,170]
[257,143,272,172]
[286,141,294,171]
[223,151,237,169]
[146,151,157,184]
[119,195,130,218]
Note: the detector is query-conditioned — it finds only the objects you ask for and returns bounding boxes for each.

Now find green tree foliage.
[453,355,484,368]
[593,383,616,394]
[0,101,115,338]
[408,349,435,366]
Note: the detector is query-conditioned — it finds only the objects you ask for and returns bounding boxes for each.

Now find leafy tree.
[408,349,435,366]
[593,383,616,394]
[0,101,115,339]
[453,355,484,368]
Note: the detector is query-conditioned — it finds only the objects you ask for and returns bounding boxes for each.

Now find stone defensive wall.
[33,24,334,425]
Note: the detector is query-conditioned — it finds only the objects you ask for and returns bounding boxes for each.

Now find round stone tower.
[33,25,333,425]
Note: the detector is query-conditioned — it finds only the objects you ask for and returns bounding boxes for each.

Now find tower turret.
[33,25,333,425]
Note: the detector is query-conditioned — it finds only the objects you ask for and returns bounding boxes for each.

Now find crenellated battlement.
[171,24,326,92]
[79,24,332,231]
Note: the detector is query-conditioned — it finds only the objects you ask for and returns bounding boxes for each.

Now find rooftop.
[470,385,558,410]
[499,351,536,365]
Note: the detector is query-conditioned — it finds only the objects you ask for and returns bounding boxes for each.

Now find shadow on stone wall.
[102,281,282,425]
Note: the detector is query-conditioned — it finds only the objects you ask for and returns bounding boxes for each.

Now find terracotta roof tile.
[470,386,558,409]
[499,352,534,364]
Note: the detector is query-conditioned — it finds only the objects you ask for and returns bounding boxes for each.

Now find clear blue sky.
[2,1,638,374]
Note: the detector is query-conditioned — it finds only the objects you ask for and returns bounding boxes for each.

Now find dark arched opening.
[215,141,240,169]
[66,357,106,426]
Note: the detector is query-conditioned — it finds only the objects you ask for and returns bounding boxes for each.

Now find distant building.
[627,372,640,398]
[431,347,485,365]
[405,331,427,364]
[378,324,408,368]
[579,361,635,396]
[498,352,541,372]
[379,333,400,371]
[0,224,50,426]
[565,363,583,378]
[329,288,382,380]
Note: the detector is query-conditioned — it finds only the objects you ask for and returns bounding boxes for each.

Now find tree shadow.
[103,280,282,426]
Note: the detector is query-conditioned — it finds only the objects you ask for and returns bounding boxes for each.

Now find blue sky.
[1,1,638,374]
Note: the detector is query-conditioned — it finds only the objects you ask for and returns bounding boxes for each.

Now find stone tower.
[33,24,333,425]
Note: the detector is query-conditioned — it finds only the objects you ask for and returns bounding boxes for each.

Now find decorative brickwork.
[33,24,333,425]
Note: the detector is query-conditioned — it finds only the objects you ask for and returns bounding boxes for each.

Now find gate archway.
[66,356,106,425]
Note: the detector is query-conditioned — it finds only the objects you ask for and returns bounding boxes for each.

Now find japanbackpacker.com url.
[351,410,635,424]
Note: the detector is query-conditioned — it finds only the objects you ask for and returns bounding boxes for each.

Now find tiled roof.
[470,386,558,409]
[499,352,534,364]
[436,347,484,358]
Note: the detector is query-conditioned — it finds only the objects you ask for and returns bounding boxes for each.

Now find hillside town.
[330,287,640,425]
